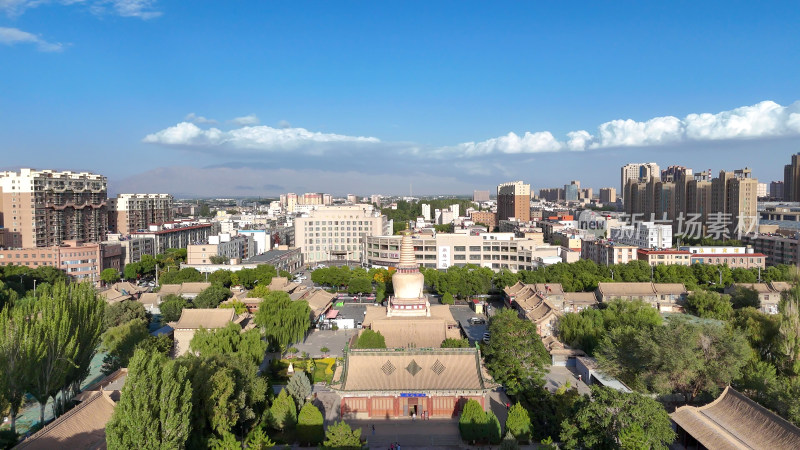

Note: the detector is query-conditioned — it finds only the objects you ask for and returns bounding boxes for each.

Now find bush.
[459,399,487,443]
[354,329,386,349]
[269,389,297,431]
[287,371,312,409]
[296,403,324,446]
[442,292,455,305]
[505,403,531,442]
[322,420,362,449]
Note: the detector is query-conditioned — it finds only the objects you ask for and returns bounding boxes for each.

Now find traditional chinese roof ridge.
[596,282,657,296]
[268,277,301,293]
[300,289,334,319]
[563,292,599,303]
[138,293,160,307]
[730,283,774,294]
[530,283,565,295]
[174,308,235,329]
[653,283,689,295]
[503,281,528,296]
[769,281,793,292]
[180,282,212,294]
[338,347,487,392]
[671,386,800,450]
[98,288,130,304]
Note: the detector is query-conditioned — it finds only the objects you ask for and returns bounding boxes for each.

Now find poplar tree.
[0,302,38,434]
[106,349,192,449]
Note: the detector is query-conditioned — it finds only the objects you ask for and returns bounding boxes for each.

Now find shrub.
[296,403,324,446]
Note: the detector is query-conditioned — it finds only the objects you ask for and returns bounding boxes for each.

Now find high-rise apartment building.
[0,169,108,248]
[497,181,531,222]
[539,188,563,203]
[323,194,333,205]
[770,181,784,200]
[421,204,431,221]
[286,193,298,213]
[564,182,579,202]
[625,167,757,237]
[784,154,800,202]
[346,194,358,204]
[620,163,660,199]
[108,193,174,235]
[473,190,490,202]
[294,205,392,264]
[599,188,616,204]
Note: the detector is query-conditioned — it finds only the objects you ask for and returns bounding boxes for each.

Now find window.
[454,246,466,252]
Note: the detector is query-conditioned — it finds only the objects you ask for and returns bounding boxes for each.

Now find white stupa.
[386,229,431,317]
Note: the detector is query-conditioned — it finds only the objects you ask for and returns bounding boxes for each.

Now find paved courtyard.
[291,328,358,358]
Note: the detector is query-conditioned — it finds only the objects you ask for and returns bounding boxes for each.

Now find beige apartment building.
[0,169,108,248]
[365,232,565,272]
[599,188,616,204]
[130,221,212,255]
[497,181,530,222]
[636,249,691,266]
[108,193,174,235]
[187,233,256,264]
[0,240,122,282]
[470,211,497,228]
[294,205,392,264]
[581,239,638,266]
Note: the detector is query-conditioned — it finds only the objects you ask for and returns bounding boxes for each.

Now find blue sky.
[1,1,799,197]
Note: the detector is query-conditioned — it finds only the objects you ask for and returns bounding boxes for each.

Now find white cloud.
[442,100,800,156]
[184,112,217,125]
[0,26,62,51]
[1,0,160,19]
[142,122,381,152]
[101,0,160,19]
[230,114,260,126]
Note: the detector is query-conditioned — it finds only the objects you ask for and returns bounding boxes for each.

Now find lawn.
[270,357,337,384]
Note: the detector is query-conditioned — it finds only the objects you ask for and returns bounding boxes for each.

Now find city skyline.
[2,1,800,196]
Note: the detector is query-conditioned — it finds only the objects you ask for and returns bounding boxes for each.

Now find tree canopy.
[482,308,550,395]
[189,323,267,366]
[321,421,362,449]
[193,284,232,309]
[106,349,193,449]
[560,386,675,450]
[254,291,310,351]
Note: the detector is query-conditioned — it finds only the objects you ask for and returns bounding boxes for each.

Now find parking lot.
[448,305,489,345]
[291,328,358,358]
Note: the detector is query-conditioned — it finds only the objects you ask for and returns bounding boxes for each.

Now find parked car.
[469,317,486,325]
[482,333,491,344]
[356,321,363,329]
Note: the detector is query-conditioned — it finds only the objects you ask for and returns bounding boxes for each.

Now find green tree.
[731,286,761,309]
[178,354,268,446]
[459,399,488,443]
[106,349,192,449]
[160,294,191,323]
[189,323,267,367]
[347,277,373,295]
[322,420,362,449]
[561,386,675,450]
[100,318,150,375]
[779,287,800,375]
[208,269,233,287]
[441,292,455,305]
[441,337,469,348]
[220,299,247,314]
[486,411,502,444]
[269,389,297,431]
[193,284,232,309]
[287,371,312,409]
[245,426,276,449]
[597,316,750,402]
[105,300,148,328]
[159,267,203,285]
[0,302,39,433]
[209,255,229,265]
[26,282,104,425]
[254,291,311,351]
[123,262,141,281]
[296,402,324,446]
[505,403,532,443]
[483,309,549,395]
[685,291,733,320]
[101,268,121,285]
[354,329,386,349]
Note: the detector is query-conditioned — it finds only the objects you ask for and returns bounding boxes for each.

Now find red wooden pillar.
[394,396,400,417]
[367,397,372,417]
[340,398,346,417]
